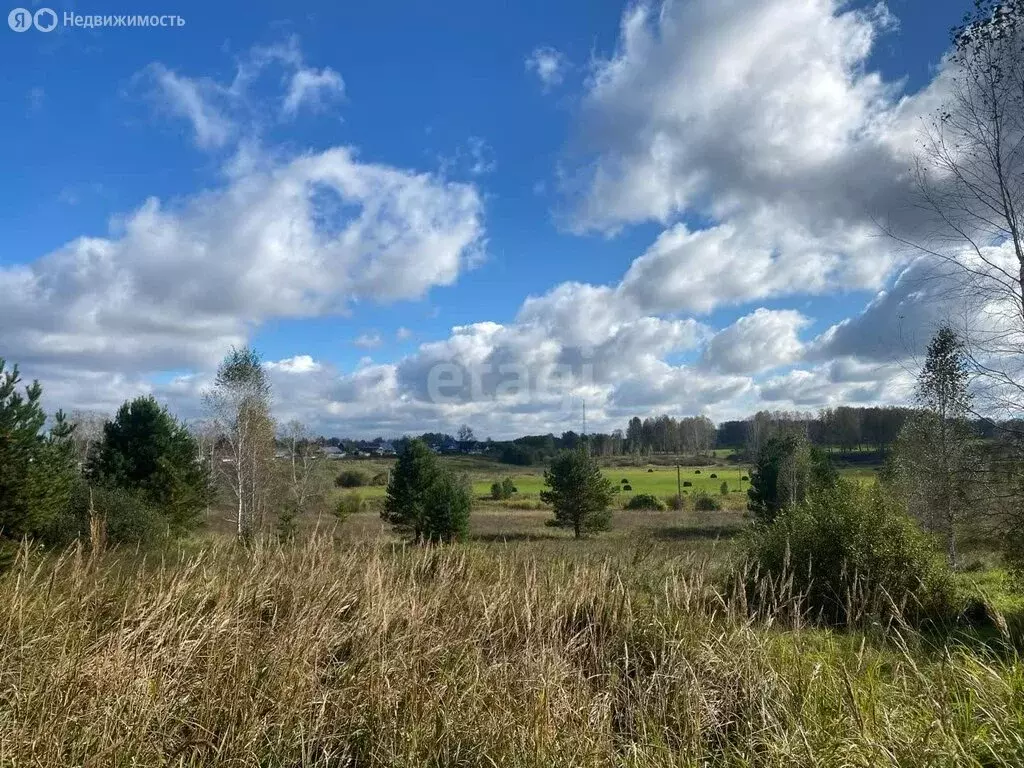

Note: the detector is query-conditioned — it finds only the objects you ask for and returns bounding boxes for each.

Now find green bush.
[58,483,169,547]
[710,473,718,479]
[335,492,363,520]
[742,481,957,627]
[336,469,368,488]
[693,493,722,511]
[624,493,666,511]
[748,434,836,524]
[720,481,729,496]
[490,477,516,500]
[683,480,692,488]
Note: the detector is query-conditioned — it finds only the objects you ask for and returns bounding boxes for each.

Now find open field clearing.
[325,457,873,507]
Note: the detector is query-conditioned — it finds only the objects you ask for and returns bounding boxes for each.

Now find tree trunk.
[948,523,957,568]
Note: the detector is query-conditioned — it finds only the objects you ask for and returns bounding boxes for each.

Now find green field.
[325,456,872,508]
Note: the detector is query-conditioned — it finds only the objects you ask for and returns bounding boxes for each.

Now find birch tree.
[894,1,1024,410]
[68,410,107,467]
[277,420,327,538]
[204,347,274,538]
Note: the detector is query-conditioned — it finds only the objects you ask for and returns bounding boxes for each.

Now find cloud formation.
[559,0,935,317]
[142,36,346,147]
[8,4,988,437]
[525,46,569,90]
[0,145,484,376]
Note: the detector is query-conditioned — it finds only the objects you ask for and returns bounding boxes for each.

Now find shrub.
[647,468,654,473]
[748,434,837,524]
[622,484,633,491]
[335,492,363,521]
[693,493,722,511]
[741,475,749,481]
[720,481,729,496]
[742,481,956,627]
[695,470,701,474]
[624,493,666,511]
[336,469,368,488]
[709,473,718,479]
[276,503,299,542]
[490,477,517,500]
[666,494,685,511]
[370,472,389,486]
[683,481,693,488]
[62,484,168,547]
[620,478,630,484]
[541,448,615,538]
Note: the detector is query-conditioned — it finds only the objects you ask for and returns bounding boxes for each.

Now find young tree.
[187,419,218,517]
[0,359,78,550]
[382,439,470,543]
[748,434,836,524]
[277,420,327,539]
[87,396,211,535]
[421,472,472,543]
[894,326,976,565]
[204,347,274,538]
[540,447,615,538]
[68,410,107,466]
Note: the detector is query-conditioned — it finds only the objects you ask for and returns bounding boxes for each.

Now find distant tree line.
[311,407,1003,468]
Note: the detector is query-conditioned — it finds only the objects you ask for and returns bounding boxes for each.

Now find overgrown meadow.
[2,488,1023,767]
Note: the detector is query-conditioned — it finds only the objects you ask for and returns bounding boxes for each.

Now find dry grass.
[0,535,1022,766]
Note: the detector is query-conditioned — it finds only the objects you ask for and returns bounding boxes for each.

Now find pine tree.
[421,472,472,543]
[382,439,470,543]
[540,447,615,538]
[0,360,78,551]
[88,395,211,535]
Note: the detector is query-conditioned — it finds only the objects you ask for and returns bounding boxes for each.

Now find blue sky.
[0,0,985,437]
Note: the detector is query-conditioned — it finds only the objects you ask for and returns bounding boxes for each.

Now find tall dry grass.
[0,536,1021,766]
